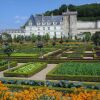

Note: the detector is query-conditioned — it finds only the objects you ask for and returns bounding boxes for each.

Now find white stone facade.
[1,10,100,39]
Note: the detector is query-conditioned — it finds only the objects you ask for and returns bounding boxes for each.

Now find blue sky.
[0,0,99,29]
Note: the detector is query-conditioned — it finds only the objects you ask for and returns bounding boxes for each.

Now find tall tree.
[2,33,12,43]
[83,32,91,42]
[92,32,100,46]
[31,33,37,43]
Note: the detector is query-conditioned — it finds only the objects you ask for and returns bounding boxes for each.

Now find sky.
[0,0,99,29]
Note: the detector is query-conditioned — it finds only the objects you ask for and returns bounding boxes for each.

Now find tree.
[44,3,100,21]
[25,36,31,42]
[13,35,17,43]
[2,33,12,43]
[0,35,2,44]
[59,33,63,44]
[92,32,100,46]
[16,35,24,44]
[43,33,50,43]
[3,43,13,69]
[83,32,91,42]
[31,34,37,43]
[52,33,57,47]
[36,35,44,58]
[2,34,14,69]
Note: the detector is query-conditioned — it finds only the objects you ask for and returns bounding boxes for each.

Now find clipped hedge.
[0,61,17,71]
[46,74,100,82]
[46,62,100,82]
[4,62,47,77]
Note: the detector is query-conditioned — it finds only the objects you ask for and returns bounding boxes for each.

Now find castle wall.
[77,21,100,34]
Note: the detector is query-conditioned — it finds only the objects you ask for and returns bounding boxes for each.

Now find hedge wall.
[0,61,17,71]
[46,74,100,82]
[4,62,47,77]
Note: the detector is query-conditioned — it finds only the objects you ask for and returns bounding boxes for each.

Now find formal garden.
[0,32,100,100]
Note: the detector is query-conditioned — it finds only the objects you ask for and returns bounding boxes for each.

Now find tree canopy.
[44,3,100,21]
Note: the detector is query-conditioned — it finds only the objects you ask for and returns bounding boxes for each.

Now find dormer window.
[47,22,51,25]
[29,20,32,26]
[42,22,46,25]
[53,22,57,25]
[37,22,41,25]
[60,22,62,25]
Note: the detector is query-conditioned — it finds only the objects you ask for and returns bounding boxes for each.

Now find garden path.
[29,64,57,80]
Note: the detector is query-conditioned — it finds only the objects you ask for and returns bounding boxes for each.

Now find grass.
[11,53,39,57]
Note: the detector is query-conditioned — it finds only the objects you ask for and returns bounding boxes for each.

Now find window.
[48,27,50,30]
[60,22,62,25]
[47,22,51,25]
[43,27,45,30]
[28,20,32,26]
[37,22,41,25]
[53,22,57,25]
[38,27,40,31]
[42,22,46,25]
[54,27,56,30]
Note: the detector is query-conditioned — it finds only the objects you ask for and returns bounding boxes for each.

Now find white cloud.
[15,20,21,24]
[14,16,28,24]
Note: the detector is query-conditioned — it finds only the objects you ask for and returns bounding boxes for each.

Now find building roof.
[24,10,77,27]
[24,15,63,26]
[0,29,25,33]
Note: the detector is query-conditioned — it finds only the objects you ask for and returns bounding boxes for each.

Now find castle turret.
[62,8,77,39]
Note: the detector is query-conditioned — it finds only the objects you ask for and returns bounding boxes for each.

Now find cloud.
[15,20,21,24]
[14,16,28,24]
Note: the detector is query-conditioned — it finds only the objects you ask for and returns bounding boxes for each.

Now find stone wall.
[77,21,100,34]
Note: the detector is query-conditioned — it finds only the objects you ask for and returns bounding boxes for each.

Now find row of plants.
[46,62,100,82]
[4,62,47,77]
[43,49,63,58]
[0,78,100,90]
[61,53,83,58]
[0,61,17,71]
[0,81,100,100]
[0,53,39,58]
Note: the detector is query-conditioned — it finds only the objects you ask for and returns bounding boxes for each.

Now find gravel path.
[29,64,57,80]
[0,64,57,80]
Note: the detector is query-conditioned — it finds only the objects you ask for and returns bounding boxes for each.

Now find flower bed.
[46,62,100,82]
[0,78,100,90]
[4,62,47,77]
[0,81,100,100]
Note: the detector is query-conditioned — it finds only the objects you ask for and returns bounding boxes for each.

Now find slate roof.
[24,15,63,26]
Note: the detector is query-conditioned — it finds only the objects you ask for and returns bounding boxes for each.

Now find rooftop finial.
[42,13,44,22]
[51,13,53,17]
[67,6,69,12]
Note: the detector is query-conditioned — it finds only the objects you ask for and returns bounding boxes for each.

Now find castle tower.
[62,8,77,39]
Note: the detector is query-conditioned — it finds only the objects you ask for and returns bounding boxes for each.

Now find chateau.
[1,9,100,39]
